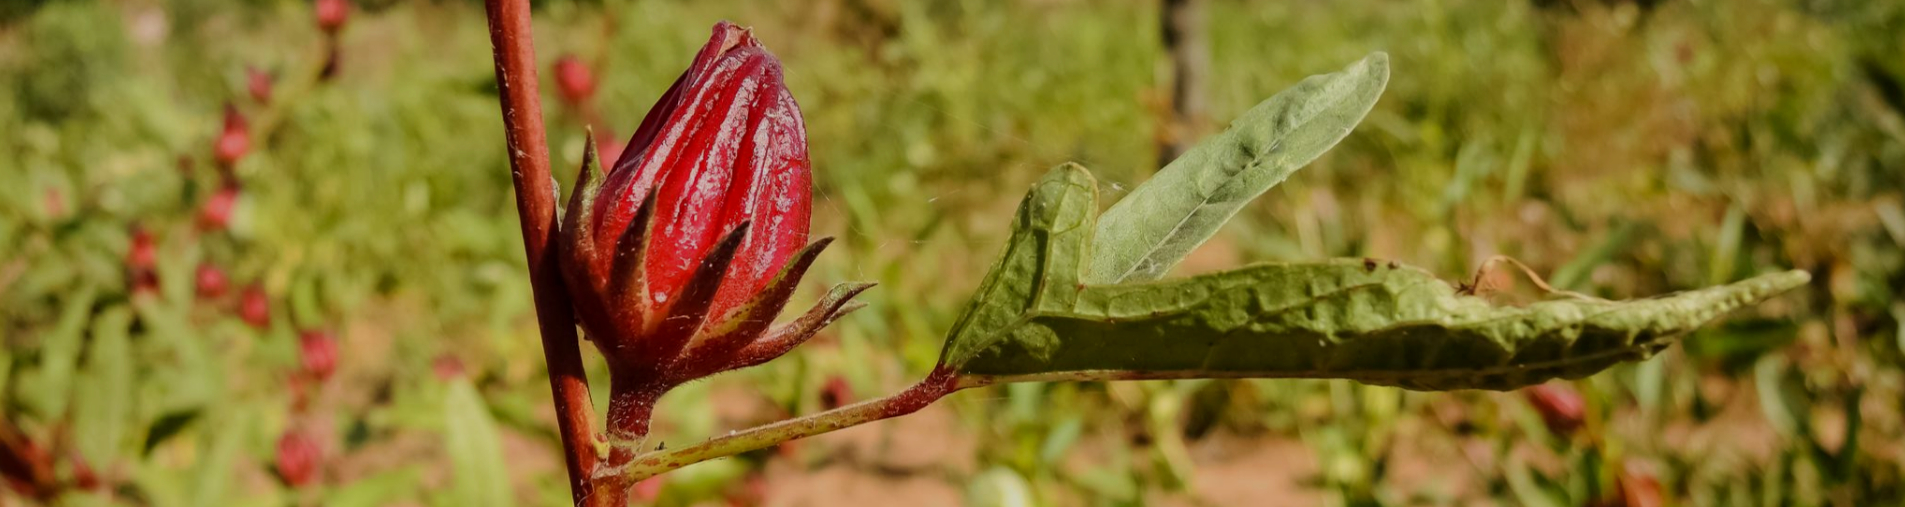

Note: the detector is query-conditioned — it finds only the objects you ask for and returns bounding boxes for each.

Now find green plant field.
[1,0,1900,505]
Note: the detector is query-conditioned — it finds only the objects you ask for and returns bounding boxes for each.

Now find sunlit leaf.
[943,165,1809,391]
[1087,52,1389,284]
[73,305,133,465]
[444,380,514,507]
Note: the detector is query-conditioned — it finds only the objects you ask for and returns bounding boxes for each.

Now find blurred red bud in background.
[274,429,322,488]
[195,263,229,299]
[198,184,239,231]
[213,105,250,168]
[314,0,349,34]
[553,54,597,108]
[239,284,271,329]
[247,67,273,104]
[1523,382,1586,436]
[299,330,338,381]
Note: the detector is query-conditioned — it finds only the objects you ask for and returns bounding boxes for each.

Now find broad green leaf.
[444,380,514,507]
[190,407,249,507]
[25,286,95,418]
[1087,52,1390,284]
[956,259,1808,391]
[74,305,133,465]
[938,163,1097,368]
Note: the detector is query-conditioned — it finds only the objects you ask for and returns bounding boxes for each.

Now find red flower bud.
[432,355,466,381]
[195,263,229,299]
[247,67,273,104]
[127,226,159,294]
[299,329,338,381]
[553,54,596,108]
[314,0,349,34]
[557,22,869,394]
[42,187,66,220]
[239,284,271,329]
[214,105,249,168]
[274,429,322,488]
[198,184,239,231]
[1597,461,1665,507]
[1523,382,1586,436]
[127,227,157,271]
[819,375,853,410]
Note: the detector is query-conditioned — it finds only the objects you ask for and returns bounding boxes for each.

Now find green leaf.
[73,305,133,465]
[26,286,95,418]
[957,260,1806,390]
[938,163,1097,368]
[942,164,1806,391]
[1087,52,1390,284]
[443,380,514,507]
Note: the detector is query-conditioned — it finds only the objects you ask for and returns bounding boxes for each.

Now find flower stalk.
[479,0,600,503]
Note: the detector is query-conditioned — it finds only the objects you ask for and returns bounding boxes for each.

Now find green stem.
[621,367,961,482]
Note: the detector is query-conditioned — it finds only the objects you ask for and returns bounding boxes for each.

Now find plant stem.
[621,367,963,482]
[480,1,601,504]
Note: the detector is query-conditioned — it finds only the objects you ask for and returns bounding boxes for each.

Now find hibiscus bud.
[432,355,466,381]
[247,66,273,104]
[195,263,229,299]
[239,284,271,329]
[299,329,338,381]
[314,0,349,34]
[819,375,853,410]
[214,105,249,168]
[42,187,66,221]
[553,54,596,108]
[198,184,239,231]
[127,226,159,294]
[127,227,157,271]
[275,429,322,488]
[1523,383,1586,436]
[557,21,870,395]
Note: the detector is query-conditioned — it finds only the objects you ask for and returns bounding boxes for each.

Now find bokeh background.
[2,0,1901,505]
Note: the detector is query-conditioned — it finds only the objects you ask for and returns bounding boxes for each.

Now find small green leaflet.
[938,165,1809,391]
[1088,52,1390,284]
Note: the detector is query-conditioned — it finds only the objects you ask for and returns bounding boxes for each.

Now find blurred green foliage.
[0,0,1899,505]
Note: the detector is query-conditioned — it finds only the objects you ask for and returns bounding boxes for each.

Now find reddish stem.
[480,1,600,504]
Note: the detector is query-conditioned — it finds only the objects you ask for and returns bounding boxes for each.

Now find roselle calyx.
[314,0,349,35]
[213,105,249,168]
[299,329,338,381]
[553,54,596,109]
[274,429,321,488]
[556,21,870,441]
[247,66,273,104]
[195,263,229,299]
